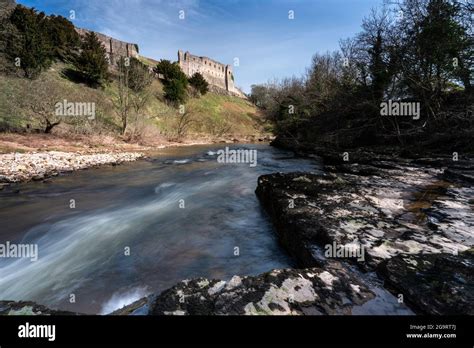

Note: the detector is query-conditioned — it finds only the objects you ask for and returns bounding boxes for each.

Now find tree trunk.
[45,120,60,134]
[122,115,127,135]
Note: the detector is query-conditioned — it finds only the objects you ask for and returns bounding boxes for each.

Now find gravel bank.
[0,151,144,184]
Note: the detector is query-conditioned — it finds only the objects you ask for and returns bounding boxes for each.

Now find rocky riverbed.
[116,263,376,315]
[1,146,472,316]
[254,148,473,315]
[1,264,376,316]
[0,151,143,184]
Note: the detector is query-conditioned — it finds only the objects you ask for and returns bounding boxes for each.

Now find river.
[0,144,320,314]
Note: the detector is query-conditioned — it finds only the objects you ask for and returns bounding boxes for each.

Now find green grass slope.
[0,62,267,143]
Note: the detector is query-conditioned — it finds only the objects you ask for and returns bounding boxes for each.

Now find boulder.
[0,300,79,315]
[149,265,374,315]
[256,162,473,270]
[377,250,474,315]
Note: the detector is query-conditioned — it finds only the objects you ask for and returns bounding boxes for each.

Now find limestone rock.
[0,301,79,315]
[377,250,474,315]
[148,266,374,315]
[256,163,473,270]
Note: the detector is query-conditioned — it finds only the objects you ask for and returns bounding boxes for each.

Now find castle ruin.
[178,50,245,98]
[73,29,245,98]
[75,28,139,66]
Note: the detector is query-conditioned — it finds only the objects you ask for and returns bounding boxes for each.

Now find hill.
[0,61,269,153]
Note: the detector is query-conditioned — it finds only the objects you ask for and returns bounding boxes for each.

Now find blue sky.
[18,0,383,93]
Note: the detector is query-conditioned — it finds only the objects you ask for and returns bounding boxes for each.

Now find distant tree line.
[250,0,473,152]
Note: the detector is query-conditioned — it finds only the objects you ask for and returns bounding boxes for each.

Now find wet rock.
[377,250,474,315]
[0,301,79,315]
[148,266,374,315]
[110,297,150,315]
[256,161,473,270]
[444,168,474,184]
[256,151,473,315]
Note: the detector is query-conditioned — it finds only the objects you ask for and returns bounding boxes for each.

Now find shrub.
[188,72,209,95]
[163,79,187,105]
[154,60,187,85]
[154,60,188,103]
[45,15,80,62]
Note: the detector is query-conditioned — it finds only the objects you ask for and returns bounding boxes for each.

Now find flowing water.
[0,144,321,314]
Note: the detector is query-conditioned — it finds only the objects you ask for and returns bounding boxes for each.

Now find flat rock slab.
[377,250,474,315]
[255,157,473,315]
[0,301,78,315]
[256,165,473,270]
[1,264,375,316]
[149,265,375,315]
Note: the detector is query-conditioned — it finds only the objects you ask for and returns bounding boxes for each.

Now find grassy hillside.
[0,62,267,146]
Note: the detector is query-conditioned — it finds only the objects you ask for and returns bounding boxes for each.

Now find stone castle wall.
[59,25,247,97]
[178,50,246,98]
[6,1,247,98]
[76,28,139,66]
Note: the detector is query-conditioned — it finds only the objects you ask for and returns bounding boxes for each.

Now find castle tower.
[178,50,184,62]
[225,65,234,92]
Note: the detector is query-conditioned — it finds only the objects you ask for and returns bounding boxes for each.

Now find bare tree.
[114,58,132,135]
[20,77,66,133]
[114,57,153,137]
[175,110,194,140]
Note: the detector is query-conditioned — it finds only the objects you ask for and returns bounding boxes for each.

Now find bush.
[154,60,188,85]
[126,57,152,93]
[163,79,187,105]
[255,0,473,151]
[154,60,188,104]
[188,72,209,95]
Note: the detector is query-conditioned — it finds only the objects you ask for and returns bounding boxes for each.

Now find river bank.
[0,151,144,184]
[0,133,273,185]
[255,139,474,314]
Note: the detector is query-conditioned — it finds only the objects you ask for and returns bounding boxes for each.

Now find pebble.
[0,151,143,183]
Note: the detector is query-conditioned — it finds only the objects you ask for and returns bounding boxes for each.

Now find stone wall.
[76,28,139,66]
[178,50,246,98]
